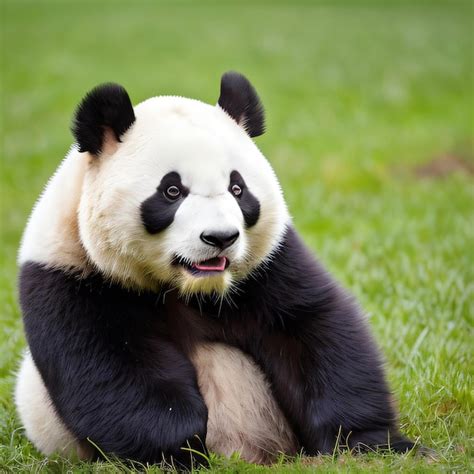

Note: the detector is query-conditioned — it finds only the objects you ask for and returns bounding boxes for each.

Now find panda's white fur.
[77,97,289,295]
[16,92,295,462]
[191,343,297,463]
[18,147,89,270]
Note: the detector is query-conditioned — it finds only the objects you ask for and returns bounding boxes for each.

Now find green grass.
[1,0,473,472]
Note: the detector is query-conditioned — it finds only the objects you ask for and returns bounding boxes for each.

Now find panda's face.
[78,93,289,295]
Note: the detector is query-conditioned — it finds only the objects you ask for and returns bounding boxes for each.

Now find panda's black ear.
[72,83,136,156]
[218,71,265,138]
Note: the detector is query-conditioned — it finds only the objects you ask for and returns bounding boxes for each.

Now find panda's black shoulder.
[202,225,363,331]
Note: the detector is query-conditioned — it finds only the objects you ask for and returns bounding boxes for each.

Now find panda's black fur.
[20,261,209,466]
[218,71,265,137]
[72,83,136,155]
[18,72,416,469]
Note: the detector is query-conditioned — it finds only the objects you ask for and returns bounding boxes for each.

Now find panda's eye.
[165,185,181,200]
[231,184,242,197]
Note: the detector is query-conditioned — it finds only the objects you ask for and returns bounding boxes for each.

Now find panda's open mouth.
[175,256,229,276]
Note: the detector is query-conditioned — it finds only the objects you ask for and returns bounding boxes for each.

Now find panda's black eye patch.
[141,172,189,234]
[229,170,260,228]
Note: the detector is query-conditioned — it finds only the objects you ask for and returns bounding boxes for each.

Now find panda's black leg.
[20,262,208,469]
[238,326,411,457]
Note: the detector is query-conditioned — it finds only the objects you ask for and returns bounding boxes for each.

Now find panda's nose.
[200,229,240,250]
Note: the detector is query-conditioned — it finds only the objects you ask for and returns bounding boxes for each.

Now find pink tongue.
[193,256,227,272]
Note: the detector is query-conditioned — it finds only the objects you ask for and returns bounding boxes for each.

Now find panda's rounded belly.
[191,342,297,463]
[16,343,296,464]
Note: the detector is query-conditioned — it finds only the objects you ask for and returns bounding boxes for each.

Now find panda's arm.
[250,313,413,455]
[19,261,208,468]
[233,227,413,455]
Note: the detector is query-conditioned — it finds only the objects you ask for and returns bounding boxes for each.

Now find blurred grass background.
[1,0,473,472]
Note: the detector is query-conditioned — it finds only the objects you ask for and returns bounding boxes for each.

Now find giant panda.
[15,71,415,468]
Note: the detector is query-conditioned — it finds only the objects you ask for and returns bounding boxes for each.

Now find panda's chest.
[160,293,223,355]
[159,291,259,357]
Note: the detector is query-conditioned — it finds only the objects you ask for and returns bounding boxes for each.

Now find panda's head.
[74,72,289,296]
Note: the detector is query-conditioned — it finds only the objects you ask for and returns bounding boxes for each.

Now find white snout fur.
[167,193,246,264]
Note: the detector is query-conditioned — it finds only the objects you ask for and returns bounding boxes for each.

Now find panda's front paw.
[160,399,209,470]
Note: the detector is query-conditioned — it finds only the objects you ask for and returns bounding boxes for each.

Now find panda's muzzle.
[173,229,238,275]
